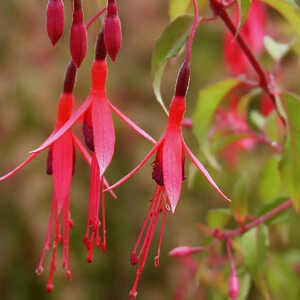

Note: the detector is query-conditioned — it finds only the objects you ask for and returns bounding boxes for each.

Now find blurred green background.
[1,1,300,300]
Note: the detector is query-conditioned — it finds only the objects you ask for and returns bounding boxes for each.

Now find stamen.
[100,177,107,253]
[62,196,71,280]
[36,196,57,275]
[154,204,168,267]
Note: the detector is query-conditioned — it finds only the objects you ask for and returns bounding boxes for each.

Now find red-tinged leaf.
[183,140,231,203]
[72,134,117,199]
[109,103,156,145]
[0,152,39,182]
[163,128,183,213]
[92,98,115,177]
[52,131,73,214]
[106,139,163,192]
[30,97,92,153]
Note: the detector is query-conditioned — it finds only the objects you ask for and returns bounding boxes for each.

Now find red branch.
[209,0,276,105]
[212,199,293,240]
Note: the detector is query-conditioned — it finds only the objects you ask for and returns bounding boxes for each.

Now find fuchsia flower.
[106,62,231,299]
[212,97,256,167]
[70,0,88,67]
[104,0,122,61]
[260,93,275,116]
[224,0,266,75]
[46,0,64,45]
[30,30,155,262]
[0,62,116,290]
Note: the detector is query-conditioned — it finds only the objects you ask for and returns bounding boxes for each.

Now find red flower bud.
[104,0,122,61]
[169,246,204,257]
[70,2,87,67]
[46,0,64,45]
[175,62,191,97]
[228,270,239,300]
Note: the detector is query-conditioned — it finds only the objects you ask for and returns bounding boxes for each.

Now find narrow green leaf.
[193,79,238,144]
[280,93,300,210]
[259,156,281,203]
[237,0,252,34]
[238,272,252,300]
[240,226,268,276]
[264,112,281,143]
[151,15,193,112]
[264,35,294,61]
[262,0,300,40]
[231,177,248,224]
[169,0,190,20]
[207,208,231,228]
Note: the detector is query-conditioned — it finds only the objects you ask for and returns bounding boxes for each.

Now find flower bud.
[104,0,122,61]
[175,62,191,97]
[63,61,77,94]
[46,0,64,45]
[228,270,239,300]
[169,246,204,257]
[70,1,87,67]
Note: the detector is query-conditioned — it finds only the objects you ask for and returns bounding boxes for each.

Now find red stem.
[213,199,293,240]
[86,7,106,29]
[186,0,199,64]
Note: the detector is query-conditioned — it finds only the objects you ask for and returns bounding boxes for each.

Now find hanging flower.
[29,30,155,261]
[0,61,115,291]
[105,62,231,299]
[224,0,266,75]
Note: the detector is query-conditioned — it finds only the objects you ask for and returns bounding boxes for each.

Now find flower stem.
[185,0,199,64]
[86,7,106,29]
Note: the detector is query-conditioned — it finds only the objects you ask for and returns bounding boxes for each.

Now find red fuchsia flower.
[106,62,231,299]
[70,0,88,67]
[224,0,266,75]
[211,95,257,167]
[46,0,64,45]
[30,30,155,262]
[104,0,122,61]
[0,61,115,291]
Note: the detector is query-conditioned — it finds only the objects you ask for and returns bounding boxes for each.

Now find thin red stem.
[186,0,199,64]
[212,199,293,240]
[86,7,106,29]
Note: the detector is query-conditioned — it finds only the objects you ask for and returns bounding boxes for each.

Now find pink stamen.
[62,196,71,279]
[100,177,107,253]
[36,196,57,275]
[154,202,168,268]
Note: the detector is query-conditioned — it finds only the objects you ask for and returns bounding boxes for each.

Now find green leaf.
[193,79,238,144]
[207,208,231,228]
[231,176,248,224]
[240,226,268,276]
[264,35,294,61]
[238,272,252,300]
[237,0,252,34]
[169,0,190,20]
[259,156,281,203]
[151,15,193,113]
[261,0,300,40]
[264,112,282,143]
[280,93,300,210]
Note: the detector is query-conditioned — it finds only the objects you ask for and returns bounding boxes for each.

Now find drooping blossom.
[0,61,115,291]
[106,62,231,299]
[29,30,155,261]
[104,0,122,61]
[214,105,256,167]
[70,0,88,67]
[224,0,266,75]
[46,0,64,45]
